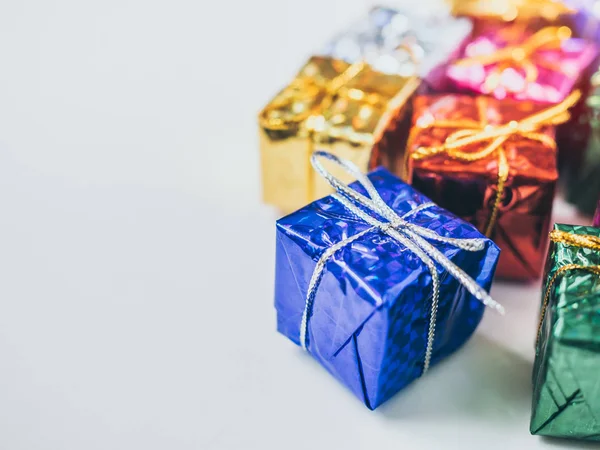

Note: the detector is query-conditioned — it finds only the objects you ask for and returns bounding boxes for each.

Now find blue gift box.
[275,152,501,410]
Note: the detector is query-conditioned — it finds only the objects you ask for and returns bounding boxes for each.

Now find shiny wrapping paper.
[259,56,419,213]
[531,224,600,440]
[566,74,600,215]
[407,95,558,280]
[450,0,576,22]
[446,23,597,104]
[275,168,500,409]
[320,6,473,90]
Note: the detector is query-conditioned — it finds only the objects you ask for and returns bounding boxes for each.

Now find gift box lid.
[446,24,598,103]
[259,56,418,139]
[408,94,559,182]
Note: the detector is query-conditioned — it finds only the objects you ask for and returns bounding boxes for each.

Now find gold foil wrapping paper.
[259,56,420,212]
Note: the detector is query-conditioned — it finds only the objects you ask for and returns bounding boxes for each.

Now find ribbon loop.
[301,151,503,374]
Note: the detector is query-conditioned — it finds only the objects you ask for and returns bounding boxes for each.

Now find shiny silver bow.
[301,151,504,373]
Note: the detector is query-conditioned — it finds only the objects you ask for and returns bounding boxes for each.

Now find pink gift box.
[594,200,600,227]
[447,24,598,103]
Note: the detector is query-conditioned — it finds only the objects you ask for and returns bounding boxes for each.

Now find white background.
[0,1,597,449]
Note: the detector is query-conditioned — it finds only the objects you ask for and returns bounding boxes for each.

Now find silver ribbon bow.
[300,151,504,373]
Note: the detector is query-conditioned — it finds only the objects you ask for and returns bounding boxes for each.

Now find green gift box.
[531,224,600,441]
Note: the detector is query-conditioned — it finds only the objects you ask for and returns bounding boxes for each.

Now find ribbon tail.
[382,226,441,374]
[521,90,581,128]
[403,229,505,315]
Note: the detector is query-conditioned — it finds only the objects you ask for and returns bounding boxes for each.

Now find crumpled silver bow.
[301,151,504,373]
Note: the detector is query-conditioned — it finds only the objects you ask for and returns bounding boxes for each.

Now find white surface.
[0,1,597,449]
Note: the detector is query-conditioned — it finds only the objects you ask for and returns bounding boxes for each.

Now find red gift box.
[406,92,580,280]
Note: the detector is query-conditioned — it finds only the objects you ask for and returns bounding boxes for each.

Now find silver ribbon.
[300,151,504,373]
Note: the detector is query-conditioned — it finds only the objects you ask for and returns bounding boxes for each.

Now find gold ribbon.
[410,90,581,236]
[535,230,600,348]
[549,229,600,249]
[455,26,572,94]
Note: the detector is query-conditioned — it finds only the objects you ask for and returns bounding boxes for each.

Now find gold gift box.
[259,56,420,213]
[449,0,575,22]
